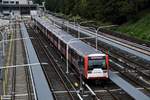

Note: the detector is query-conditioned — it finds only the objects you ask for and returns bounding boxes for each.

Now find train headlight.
[74,82,79,87]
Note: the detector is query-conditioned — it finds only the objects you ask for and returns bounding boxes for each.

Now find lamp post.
[82,25,118,50]
[42,0,46,16]
[66,36,96,94]
[0,31,5,57]
[77,21,95,38]
[66,36,96,74]
[66,20,76,34]
[0,31,5,81]
[86,26,101,50]
[78,26,100,50]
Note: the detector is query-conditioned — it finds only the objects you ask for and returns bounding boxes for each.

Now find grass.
[114,12,150,42]
[55,11,150,42]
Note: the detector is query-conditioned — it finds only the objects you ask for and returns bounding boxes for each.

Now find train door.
[58,39,61,50]
[78,56,84,76]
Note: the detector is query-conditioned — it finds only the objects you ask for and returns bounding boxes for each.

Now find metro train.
[32,16,110,80]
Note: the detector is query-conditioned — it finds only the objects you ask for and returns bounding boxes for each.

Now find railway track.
[48,15,150,55]
[29,21,134,100]
[26,23,80,100]
[46,16,150,85]
[78,34,150,96]
[1,20,16,99]
[111,61,150,93]
[98,29,150,48]
[67,24,150,67]
[59,24,150,94]
[85,39,150,84]
[48,12,150,47]
[71,30,150,96]
[20,21,33,100]
[93,41,150,87]
[47,14,150,68]
[84,27,150,56]
[9,21,33,100]
[44,16,150,98]
[55,20,150,81]
[11,21,16,100]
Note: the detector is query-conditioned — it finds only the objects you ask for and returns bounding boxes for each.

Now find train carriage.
[32,16,109,79]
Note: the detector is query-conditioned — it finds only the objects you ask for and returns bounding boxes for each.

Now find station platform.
[20,22,53,100]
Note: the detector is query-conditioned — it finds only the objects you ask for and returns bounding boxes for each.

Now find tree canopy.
[34,0,150,24]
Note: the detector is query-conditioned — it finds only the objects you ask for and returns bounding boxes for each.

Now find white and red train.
[32,16,110,79]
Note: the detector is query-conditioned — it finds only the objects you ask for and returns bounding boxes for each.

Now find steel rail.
[47,14,150,61]
[77,31,150,98]
[20,22,33,100]
[11,23,16,100]
[25,24,57,100]
[85,27,150,53]
[48,15,150,79]
[34,31,75,100]
[77,30,150,99]
[33,16,150,100]
[20,23,53,100]
[29,24,81,100]
[89,42,150,80]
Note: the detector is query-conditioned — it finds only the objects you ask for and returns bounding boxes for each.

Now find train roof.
[33,16,104,57]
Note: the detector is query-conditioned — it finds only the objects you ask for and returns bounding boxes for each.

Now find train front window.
[88,56,106,70]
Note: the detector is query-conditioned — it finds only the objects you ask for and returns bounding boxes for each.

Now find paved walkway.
[0,44,3,95]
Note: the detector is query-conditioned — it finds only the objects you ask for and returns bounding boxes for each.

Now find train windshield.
[88,56,106,70]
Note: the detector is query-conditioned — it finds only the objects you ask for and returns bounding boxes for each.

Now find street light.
[0,31,5,57]
[66,36,96,74]
[42,0,46,16]
[82,25,118,50]
[66,20,75,34]
[81,26,101,50]
[77,21,95,38]
[66,36,96,94]
[0,31,4,81]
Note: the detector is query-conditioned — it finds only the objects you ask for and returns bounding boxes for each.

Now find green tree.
[33,0,150,24]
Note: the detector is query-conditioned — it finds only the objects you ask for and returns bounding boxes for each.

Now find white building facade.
[0,0,37,16]
[2,0,28,4]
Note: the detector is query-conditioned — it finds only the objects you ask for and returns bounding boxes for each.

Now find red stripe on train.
[84,55,88,79]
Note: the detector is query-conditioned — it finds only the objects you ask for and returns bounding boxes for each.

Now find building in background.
[0,0,37,16]
[1,0,30,4]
